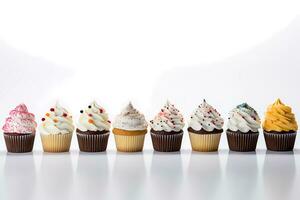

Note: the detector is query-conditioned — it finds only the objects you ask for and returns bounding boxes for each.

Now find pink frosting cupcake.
[2,104,37,153]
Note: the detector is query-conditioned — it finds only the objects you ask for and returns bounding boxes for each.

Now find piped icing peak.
[77,101,111,132]
[189,99,224,132]
[227,103,261,133]
[263,99,298,132]
[2,103,37,134]
[39,103,75,135]
[113,102,148,131]
[150,101,185,132]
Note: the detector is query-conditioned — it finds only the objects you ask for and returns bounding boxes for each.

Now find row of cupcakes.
[2,99,298,153]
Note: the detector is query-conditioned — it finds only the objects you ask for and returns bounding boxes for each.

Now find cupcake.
[226,103,261,152]
[188,100,224,152]
[112,102,148,152]
[2,104,37,153]
[262,99,298,151]
[150,101,185,152]
[76,101,111,152]
[39,103,75,152]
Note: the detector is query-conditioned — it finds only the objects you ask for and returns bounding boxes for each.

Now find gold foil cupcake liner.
[114,134,145,152]
[40,133,72,152]
[188,132,221,152]
[4,133,35,153]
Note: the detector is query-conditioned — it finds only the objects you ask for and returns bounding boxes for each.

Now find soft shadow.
[184,151,222,200]
[37,152,73,200]
[73,152,109,200]
[150,16,300,116]
[3,153,36,200]
[111,152,146,200]
[148,151,183,200]
[224,151,259,200]
[263,151,296,200]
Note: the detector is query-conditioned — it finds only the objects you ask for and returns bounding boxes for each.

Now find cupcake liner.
[77,132,110,152]
[4,133,35,153]
[114,134,145,152]
[226,130,259,152]
[263,131,296,151]
[150,132,183,152]
[40,133,72,152]
[188,132,221,152]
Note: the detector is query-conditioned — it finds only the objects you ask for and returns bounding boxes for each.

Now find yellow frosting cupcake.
[263,99,298,132]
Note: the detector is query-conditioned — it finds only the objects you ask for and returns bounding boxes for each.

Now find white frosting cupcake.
[113,102,148,131]
[188,100,224,132]
[77,101,111,132]
[39,103,74,135]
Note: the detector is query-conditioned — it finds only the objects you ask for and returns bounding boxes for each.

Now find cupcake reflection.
[263,151,296,200]
[149,152,183,200]
[4,153,36,200]
[37,153,73,200]
[111,152,146,200]
[185,152,222,200]
[73,152,109,199]
[225,151,259,199]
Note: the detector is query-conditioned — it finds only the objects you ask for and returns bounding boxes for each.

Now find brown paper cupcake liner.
[114,134,145,152]
[4,133,35,153]
[263,131,296,151]
[188,132,221,152]
[41,133,72,152]
[150,132,183,152]
[77,132,110,152]
[226,130,259,152]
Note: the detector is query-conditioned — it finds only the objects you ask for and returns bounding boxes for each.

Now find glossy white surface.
[0,149,299,200]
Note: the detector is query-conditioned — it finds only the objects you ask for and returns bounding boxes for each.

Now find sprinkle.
[88,114,93,117]
[63,113,67,117]
[46,113,50,117]
[53,119,58,123]
[161,109,164,112]
[80,110,83,113]
[88,119,94,124]
[100,109,103,113]
[108,120,111,123]
[50,108,55,112]
[41,118,45,121]
[88,105,92,109]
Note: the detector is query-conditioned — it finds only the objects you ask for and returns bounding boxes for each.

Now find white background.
[0,0,300,150]
[1,1,300,200]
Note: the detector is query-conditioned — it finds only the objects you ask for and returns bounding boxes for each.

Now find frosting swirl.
[77,101,111,132]
[2,104,37,134]
[189,100,224,132]
[39,103,75,135]
[150,101,185,132]
[113,102,147,131]
[263,99,298,132]
[227,103,261,133]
